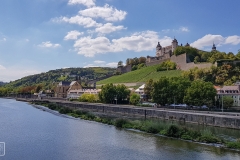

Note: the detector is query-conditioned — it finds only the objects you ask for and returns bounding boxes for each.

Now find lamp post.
[222,95,223,112]
[174,96,175,109]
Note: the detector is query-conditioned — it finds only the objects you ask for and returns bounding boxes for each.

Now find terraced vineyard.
[97,65,182,84]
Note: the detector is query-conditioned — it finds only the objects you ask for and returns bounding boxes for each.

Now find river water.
[0,98,239,160]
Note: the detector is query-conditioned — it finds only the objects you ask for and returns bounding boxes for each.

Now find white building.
[135,84,146,100]
[217,85,240,107]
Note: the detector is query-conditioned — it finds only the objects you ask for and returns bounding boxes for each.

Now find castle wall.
[146,58,170,66]
[117,65,132,74]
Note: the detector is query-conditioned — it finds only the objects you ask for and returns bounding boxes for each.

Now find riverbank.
[32,101,240,151]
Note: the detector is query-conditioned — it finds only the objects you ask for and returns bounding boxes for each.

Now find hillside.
[4,67,116,90]
[97,64,182,85]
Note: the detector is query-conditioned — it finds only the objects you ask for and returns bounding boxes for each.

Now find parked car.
[201,105,209,110]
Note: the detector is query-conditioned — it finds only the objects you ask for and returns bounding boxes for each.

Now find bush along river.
[33,101,240,151]
[1,98,240,160]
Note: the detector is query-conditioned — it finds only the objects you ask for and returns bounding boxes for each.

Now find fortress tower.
[172,38,178,51]
[156,42,162,57]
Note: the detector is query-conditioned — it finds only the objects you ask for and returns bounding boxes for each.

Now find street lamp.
[221,95,224,112]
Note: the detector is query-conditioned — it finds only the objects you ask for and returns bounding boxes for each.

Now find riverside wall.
[28,99,240,129]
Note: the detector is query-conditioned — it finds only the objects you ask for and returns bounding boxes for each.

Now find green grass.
[97,65,182,84]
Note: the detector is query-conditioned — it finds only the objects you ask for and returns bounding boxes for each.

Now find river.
[0,98,239,160]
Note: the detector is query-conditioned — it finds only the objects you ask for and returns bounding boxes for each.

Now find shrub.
[226,141,240,149]
[115,119,129,128]
[75,110,88,115]
[197,129,221,143]
[181,134,193,140]
[59,107,73,114]
[166,125,181,138]
[130,93,140,105]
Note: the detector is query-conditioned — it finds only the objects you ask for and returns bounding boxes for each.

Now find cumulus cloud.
[74,36,113,57]
[225,35,240,45]
[38,41,61,48]
[0,65,6,70]
[95,23,125,34]
[191,34,240,49]
[73,31,171,57]
[64,30,84,40]
[191,34,224,49]
[54,16,102,28]
[79,4,127,22]
[68,0,95,8]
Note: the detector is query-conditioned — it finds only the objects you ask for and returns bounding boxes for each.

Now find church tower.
[172,38,178,52]
[156,42,162,57]
[212,43,216,51]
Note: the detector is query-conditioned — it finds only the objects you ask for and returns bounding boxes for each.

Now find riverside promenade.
[17,98,240,129]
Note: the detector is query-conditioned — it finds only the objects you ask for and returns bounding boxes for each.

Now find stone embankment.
[17,98,240,129]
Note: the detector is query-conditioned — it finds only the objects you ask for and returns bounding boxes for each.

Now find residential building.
[216,84,240,107]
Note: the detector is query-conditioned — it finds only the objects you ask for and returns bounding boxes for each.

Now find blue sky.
[0,0,240,82]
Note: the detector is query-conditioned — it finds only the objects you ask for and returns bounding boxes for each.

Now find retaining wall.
[32,99,240,129]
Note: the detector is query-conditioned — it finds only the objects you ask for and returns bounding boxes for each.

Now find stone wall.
[116,65,132,74]
[35,99,240,129]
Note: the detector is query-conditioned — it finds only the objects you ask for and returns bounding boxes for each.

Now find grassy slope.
[97,65,182,84]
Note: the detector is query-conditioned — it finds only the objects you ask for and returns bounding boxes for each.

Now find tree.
[116,84,130,103]
[130,93,140,105]
[169,77,191,104]
[138,57,146,64]
[144,79,154,100]
[98,83,116,103]
[194,56,200,63]
[151,77,170,106]
[183,80,216,106]
[222,96,234,109]
[98,83,129,104]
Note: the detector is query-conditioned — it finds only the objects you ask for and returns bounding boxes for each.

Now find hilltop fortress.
[146,38,216,70]
[117,38,216,73]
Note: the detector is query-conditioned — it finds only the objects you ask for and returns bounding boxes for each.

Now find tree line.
[144,77,217,107]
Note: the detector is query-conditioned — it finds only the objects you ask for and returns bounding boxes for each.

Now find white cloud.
[95,23,125,34]
[83,61,117,68]
[162,27,190,33]
[111,31,160,52]
[79,4,127,22]
[74,36,113,57]
[25,39,29,42]
[83,64,98,68]
[94,60,105,64]
[73,30,171,57]
[191,34,224,49]
[0,67,40,82]
[0,65,6,70]
[54,16,102,28]
[64,30,84,40]
[179,27,189,32]
[106,62,117,67]
[225,35,240,45]
[191,34,240,49]
[68,0,95,8]
[38,41,61,48]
